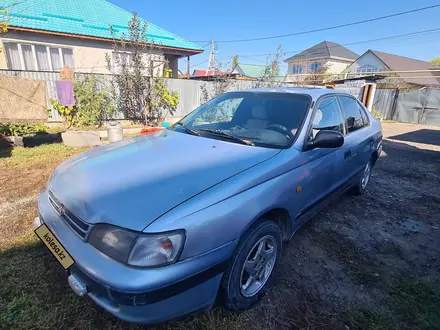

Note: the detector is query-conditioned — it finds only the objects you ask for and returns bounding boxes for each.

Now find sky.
[107,0,440,74]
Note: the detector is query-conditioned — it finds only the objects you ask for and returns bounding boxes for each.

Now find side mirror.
[305,130,344,150]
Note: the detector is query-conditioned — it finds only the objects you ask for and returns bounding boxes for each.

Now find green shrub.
[0,123,48,137]
[74,75,114,127]
[372,107,382,119]
[48,75,113,128]
[48,99,76,127]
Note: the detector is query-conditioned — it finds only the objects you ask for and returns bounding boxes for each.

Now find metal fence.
[372,88,398,120]
[372,88,440,125]
[394,89,440,126]
[0,70,63,121]
[0,69,303,122]
[1,69,365,123]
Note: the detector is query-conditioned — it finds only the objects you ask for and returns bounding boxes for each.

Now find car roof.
[227,87,349,101]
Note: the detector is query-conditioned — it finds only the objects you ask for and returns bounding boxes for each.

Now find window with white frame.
[112,52,133,72]
[356,65,378,74]
[3,42,74,71]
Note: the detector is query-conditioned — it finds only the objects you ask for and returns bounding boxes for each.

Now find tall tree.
[430,57,440,66]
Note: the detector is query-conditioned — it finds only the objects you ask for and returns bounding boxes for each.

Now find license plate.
[35,224,75,269]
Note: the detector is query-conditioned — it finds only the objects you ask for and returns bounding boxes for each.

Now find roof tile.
[1,0,202,51]
[285,41,358,62]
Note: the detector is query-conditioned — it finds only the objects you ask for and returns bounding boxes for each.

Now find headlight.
[88,224,185,267]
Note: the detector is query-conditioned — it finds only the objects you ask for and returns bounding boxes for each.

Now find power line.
[200,42,212,48]
[236,27,440,58]
[189,59,209,69]
[191,4,440,43]
[289,69,440,77]
[238,55,268,64]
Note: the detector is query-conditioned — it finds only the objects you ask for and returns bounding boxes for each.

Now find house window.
[310,62,323,71]
[112,52,133,72]
[356,65,377,74]
[292,65,303,74]
[4,42,74,71]
[35,45,51,71]
[50,47,62,71]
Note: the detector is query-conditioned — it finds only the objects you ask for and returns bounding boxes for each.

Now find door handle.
[344,150,352,160]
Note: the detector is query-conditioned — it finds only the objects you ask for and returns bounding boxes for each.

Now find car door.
[298,96,346,221]
[337,95,372,181]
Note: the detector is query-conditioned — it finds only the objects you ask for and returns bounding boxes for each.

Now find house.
[192,69,229,77]
[343,50,440,88]
[284,41,358,82]
[233,63,266,79]
[0,0,203,77]
[232,63,285,81]
[189,63,284,81]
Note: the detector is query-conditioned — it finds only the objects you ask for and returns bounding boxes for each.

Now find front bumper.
[37,189,236,323]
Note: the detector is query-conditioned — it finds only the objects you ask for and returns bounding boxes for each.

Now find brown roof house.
[343,50,440,88]
[284,41,358,83]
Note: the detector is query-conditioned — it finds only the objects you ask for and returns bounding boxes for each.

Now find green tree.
[48,75,113,128]
[149,77,179,124]
[252,45,285,88]
[1,7,9,53]
[74,75,114,127]
[106,13,175,125]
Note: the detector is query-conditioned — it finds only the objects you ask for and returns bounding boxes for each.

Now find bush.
[0,123,48,137]
[49,75,113,128]
[74,75,114,127]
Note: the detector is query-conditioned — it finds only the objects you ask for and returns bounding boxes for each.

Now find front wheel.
[351,159,372,195]
[220,221,282,310]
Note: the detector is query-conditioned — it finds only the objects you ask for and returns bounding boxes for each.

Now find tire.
[351,158,373,195]
[220,220,282,310]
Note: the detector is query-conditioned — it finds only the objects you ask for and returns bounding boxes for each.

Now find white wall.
[326,60,351,74]
[0,30,170,74]
[343,51,387,74]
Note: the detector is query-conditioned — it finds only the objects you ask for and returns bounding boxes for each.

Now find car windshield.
[170,92,311,148]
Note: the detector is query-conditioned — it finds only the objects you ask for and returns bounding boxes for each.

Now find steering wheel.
[265,124,294,139]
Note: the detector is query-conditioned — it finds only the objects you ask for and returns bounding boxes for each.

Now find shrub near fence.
[0,70,333,123]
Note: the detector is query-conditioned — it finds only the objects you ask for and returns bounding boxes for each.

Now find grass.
[389,278,440,329]
[344,277,440,330]
[2,143,89,168]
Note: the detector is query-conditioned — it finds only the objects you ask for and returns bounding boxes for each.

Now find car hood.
[49,130,279,231]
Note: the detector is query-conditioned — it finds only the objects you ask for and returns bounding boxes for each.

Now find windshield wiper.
[174,122,199,136]
[198,129,254,146]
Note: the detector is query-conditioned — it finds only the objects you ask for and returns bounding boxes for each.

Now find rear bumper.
[37,189,236,323]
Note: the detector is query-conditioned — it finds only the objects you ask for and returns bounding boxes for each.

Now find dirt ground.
[1,122,439,330]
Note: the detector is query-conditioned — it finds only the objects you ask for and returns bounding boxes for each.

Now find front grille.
[48,190,90,240]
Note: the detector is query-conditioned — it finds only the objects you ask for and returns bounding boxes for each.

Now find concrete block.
[62,131,101,147]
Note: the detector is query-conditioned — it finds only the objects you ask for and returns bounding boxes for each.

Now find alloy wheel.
[240,235,277,297]
[361,161,371,189]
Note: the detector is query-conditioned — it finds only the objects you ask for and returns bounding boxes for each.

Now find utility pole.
[205,40,216,76]
[187,55,190,79]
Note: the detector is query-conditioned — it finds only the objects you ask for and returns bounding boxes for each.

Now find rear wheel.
[220,221,282,310]
[352,158,372,195]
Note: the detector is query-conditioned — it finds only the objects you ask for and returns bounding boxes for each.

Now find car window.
[356,100,370,126]
[339,96,366,133]
[173,92,311,149]
[193,98,243,125]
[311,97,344,138]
